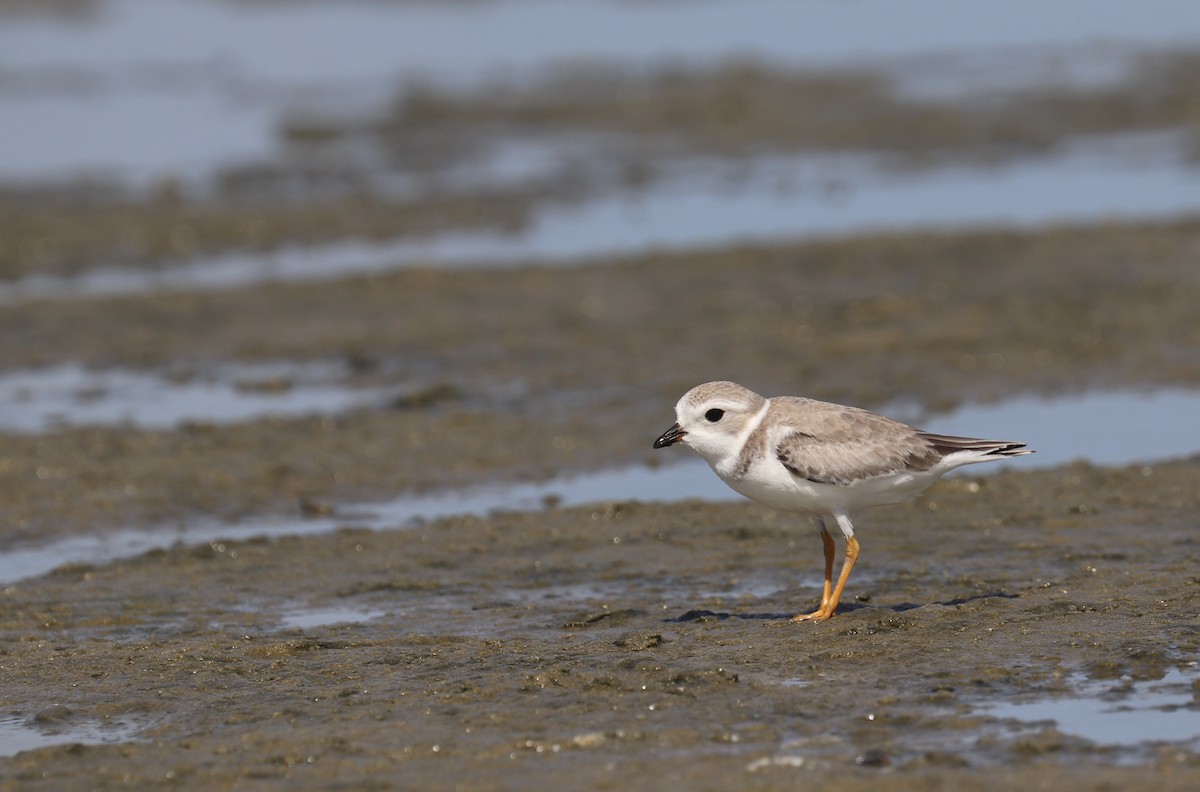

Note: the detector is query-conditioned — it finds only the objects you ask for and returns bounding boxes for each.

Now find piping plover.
[652,381,1031,621]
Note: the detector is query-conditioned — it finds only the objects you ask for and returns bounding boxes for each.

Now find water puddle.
[2,0,1197,186]
[0,711,144,758]
[2,387,1198,585]
[760,665,1200,765]
[4,132,1198,302]
[277,605,387,631]
[0,459,728,586]
[983,666,1200,755]
[0,362,387,432]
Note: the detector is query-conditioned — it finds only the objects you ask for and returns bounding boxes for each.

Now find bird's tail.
[918,432,1033,458]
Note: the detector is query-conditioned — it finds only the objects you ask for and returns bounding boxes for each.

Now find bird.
[652,381,1031,621]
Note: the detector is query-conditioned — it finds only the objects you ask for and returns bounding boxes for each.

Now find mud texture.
[2,221,1200,541]
[3,26,1200,791]
[2,459,1199,789]
[2,219,1200,788]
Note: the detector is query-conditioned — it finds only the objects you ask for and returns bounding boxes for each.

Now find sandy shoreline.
[2,456,1198,788]
[2,221,1199,543]
[4,27,1200,787]
[2,220,1200,786]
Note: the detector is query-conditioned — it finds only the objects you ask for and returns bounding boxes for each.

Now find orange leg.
[823,535,859,619]
[793,513,859,622]
[791,521,837,621]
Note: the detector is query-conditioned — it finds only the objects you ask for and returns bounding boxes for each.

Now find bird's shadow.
[664,591,1018,623]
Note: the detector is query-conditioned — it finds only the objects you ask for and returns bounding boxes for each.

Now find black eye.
[705,408,725,422]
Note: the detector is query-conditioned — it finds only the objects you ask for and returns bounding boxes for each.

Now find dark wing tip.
[918,432,1033,457]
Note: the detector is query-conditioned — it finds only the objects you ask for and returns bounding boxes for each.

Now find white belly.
[717,458,943,516]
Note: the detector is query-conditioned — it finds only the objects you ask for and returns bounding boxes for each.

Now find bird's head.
[653,380,766,465]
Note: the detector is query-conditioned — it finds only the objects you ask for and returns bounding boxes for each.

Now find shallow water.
[918,388,1200,468]
[2,0,1197,186]
[9,0,1197,87]
[0,362,386,432]
[984,666,1200,755]
[0,461,725,585]
[387,132,1200,265]
[277,605,387,631]
[0,86,281,187]
[0,713,143,758]
[3,5,1198,784]
[4,133,1198,301]
[2,387,1198,586]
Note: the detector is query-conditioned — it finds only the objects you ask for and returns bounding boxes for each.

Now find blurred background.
[5,0,1200,282]
[2,0,1200,558]
[4,0,1200,775]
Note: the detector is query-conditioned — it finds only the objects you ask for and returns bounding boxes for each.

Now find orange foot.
[790,535,858,624]
[790,605,835,622]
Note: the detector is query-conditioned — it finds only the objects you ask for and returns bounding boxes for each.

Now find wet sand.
[2,458,1199,788]
[4,16,1200,788]
[2,220,1200,788]
[2,221,1200,541]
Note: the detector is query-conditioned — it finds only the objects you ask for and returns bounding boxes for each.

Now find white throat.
[713,398,771,477]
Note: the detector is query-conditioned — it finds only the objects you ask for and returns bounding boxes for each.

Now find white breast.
[716,455,946,516]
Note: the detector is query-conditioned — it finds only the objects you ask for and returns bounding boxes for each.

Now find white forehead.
[675,380,762,414]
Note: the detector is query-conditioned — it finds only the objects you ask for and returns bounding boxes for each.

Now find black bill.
[652,422,686,449]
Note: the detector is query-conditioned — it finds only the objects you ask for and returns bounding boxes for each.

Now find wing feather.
[770,398,940,486]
